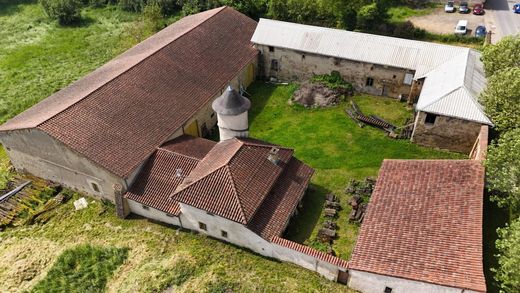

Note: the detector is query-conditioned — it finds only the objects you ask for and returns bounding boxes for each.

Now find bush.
[39,0,83,25]
[493,217,520,292]
[356,3,380,31]
[312,71,353,95]
[118,0,146,11]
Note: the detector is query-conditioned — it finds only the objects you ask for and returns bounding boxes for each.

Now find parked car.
[454,20,468,35]
[475,25,487,37]
[473,4,485,15]
[514,3,520,13]
[459,2,470,13]
[445,1,455,12]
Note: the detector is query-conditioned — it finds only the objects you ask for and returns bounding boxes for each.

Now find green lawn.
[387,4,438,23]
[247,82,463,258]
[0,2,142,124]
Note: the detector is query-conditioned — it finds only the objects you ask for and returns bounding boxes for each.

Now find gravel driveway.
[409,8,488,36]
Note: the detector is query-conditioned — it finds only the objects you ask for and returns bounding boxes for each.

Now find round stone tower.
[212,86,251,141]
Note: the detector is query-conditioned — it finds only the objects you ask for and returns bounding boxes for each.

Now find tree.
[481,35,520,77]
[480,67,520,132]
[356,3,380,31]
[486,128,520,212]
[40,0,83,25]
[493,217,520,292]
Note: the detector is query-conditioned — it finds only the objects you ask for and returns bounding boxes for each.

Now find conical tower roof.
[212,86,251,115]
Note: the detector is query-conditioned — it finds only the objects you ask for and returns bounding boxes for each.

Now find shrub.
[312,71,353,95]
[39,0,83,25]
[356,3,380,31]
[118,0,146,11]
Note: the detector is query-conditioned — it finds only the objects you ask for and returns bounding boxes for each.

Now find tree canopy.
[486,128,520,212]
[480,67,520,132]
[481,35,520,77]
[494,217,520,292]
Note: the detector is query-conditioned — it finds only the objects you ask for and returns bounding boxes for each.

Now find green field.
[247,83,462,257]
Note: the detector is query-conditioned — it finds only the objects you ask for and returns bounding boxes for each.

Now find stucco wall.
[179,203,273,256]
[256,45,413,99]
[411,111,482,154]
[270,242,342,281]
[0,128,123,202]
[348,270,481,293]
[127,199,181,226]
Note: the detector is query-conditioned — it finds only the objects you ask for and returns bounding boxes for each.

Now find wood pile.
[345,177,375,223]
[318,193,341,244]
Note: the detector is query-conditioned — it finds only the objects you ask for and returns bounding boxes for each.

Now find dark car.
[473,4,485,15]
[459,2,470,13]
[475,25,487,38]
[514,3,520,13]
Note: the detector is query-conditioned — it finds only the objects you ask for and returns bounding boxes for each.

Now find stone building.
[348,159,487,293]
[0,7,258,206]
[251,19,493,153]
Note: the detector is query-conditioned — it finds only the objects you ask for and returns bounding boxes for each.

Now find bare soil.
[409,8,488,35]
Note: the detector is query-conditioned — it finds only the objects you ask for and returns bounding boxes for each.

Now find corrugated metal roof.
[252,19,492,125]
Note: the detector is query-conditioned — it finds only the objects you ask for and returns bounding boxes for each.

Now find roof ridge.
[419,86,462,110]
[240,139,293,151]
[416,49,470,79]
[34,7,228,130]
[157,147,202,162]
[224,165,248,224]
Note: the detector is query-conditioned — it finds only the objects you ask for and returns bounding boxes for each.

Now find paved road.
[485,0,520,41]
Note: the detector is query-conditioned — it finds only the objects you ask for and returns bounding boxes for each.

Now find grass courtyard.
[247,82,463,258]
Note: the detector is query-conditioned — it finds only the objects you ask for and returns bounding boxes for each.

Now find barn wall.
[0,129,123,202]
[256,45,413,99]
[127,199,181,226]
[179,203,273,256]
[270,242,342,281]
[411,111,482,153]
[348,270,479,293]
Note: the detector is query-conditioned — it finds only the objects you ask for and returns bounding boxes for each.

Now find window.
[91,182,100,193]
[384,287,393,293]
[301,54,305,60]
[221,230,228,238]
[366,77,374,87]
[425,113,437,125]
[142,205,149,210]
[199,222,207,231]
[268,46,274,52]
[392,75,396,79]
[165,213,174,217]
[210,112,215,118]
[271,59,279,71]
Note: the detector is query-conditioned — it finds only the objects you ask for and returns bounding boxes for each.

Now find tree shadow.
[482,191,509,293]
[62,15,96,28]
[283,183,328,243]
[0,0,35,17]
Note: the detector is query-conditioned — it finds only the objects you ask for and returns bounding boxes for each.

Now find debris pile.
[345,101,413,139]
[345,177,375,223]
[318,193,341,246]
[292,83,342,108]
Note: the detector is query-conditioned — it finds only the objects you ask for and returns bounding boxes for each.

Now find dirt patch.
[292,83,342,108]
[409,7,487,35]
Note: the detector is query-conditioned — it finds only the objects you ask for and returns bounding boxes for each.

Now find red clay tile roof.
[247,158,314,240]
[271,236,349,268]
[349,160,486,292]
[171,138,294,224]
[123,136,215,214]
[1,7,258,178]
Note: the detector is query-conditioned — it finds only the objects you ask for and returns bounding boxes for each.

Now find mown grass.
[0,2,142,124]
[0,193,353,292]
[387,4,438,23]
[247,82,463,258]
[30,244,128,293]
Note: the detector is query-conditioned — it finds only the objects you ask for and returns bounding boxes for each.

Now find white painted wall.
[271,242,341,281]
[127,199,181,226]
[217,111,249,141]
[178,203,273,256]
[348,270,481,293]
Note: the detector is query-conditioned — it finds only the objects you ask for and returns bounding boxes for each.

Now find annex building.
[251,19,493,153]
[0,6,489,290]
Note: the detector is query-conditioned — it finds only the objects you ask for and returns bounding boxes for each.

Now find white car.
[445,1,455,12]
[454,20,468,35]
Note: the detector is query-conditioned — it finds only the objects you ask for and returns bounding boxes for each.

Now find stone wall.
[411,111,483,153]
[256,45,413,99]
[348,270,479,293]
[0,128,125,202]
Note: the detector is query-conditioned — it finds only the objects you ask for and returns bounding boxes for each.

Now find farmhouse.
[348,158,487,292]
[251,19,493,153]
[0,5,489,287]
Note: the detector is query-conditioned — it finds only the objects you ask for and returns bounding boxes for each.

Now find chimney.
[267,147,280,165]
